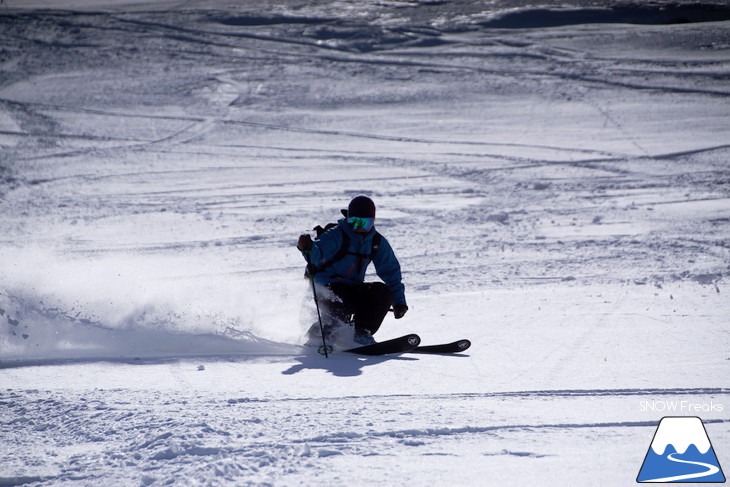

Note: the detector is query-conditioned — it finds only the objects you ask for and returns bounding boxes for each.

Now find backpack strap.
[343,231,381,258]
[370,232,382,260]
[344,231,381,275]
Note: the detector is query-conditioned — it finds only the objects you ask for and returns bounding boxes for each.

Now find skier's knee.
[370,282,392,306]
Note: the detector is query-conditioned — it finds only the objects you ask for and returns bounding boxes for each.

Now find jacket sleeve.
[304,226,343,270]
[373,235,407,306]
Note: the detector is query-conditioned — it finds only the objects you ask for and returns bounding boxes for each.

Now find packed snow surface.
[1,0,729,486]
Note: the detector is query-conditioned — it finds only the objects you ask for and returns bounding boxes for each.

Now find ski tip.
[410,339,472,354]
[406,334,421,348]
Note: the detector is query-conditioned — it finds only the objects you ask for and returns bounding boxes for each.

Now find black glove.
[297,234,313,252]
[393,304,408,319]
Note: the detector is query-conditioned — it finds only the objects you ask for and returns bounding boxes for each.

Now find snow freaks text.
[640,401,725,413]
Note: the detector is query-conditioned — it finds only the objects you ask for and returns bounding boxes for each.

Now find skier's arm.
[373,236,407,307]
[302,227,343,269]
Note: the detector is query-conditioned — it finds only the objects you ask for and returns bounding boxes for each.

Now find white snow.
[1,0,729,486]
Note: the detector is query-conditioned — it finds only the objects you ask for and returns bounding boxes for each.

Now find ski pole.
[309,274,331,358]
[304,253,331,358]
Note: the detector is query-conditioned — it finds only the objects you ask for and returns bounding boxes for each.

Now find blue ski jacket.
[303,219,407,306]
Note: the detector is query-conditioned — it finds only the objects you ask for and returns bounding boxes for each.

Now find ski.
[410,339,471,354]
[343,334,421,356]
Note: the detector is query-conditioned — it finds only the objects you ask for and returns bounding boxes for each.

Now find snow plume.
[0,246,301,365]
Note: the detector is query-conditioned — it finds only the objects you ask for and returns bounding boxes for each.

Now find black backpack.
[304,222,382,278]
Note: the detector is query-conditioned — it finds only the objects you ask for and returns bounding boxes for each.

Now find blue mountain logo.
[638,416,726,483]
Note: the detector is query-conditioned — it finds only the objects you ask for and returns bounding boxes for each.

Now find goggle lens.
[348,216,374,231]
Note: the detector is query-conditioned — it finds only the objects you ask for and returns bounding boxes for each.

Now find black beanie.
[347,195,376,218]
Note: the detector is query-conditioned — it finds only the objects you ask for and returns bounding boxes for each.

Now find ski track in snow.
[1,0,729,485]
[1,386,728,486]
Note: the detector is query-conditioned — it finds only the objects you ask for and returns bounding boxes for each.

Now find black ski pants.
[322,282,393,336]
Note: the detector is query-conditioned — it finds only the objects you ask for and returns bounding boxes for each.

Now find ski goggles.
[348,216,374,231]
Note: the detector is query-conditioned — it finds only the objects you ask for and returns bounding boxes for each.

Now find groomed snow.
[1,1,728,486]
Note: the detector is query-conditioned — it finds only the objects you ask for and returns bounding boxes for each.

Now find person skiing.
[297,195,408,346]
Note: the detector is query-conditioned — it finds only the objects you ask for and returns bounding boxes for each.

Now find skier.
[297,195,408,346]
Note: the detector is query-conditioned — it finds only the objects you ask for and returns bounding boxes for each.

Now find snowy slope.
[1,1,729,486]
